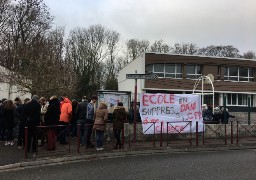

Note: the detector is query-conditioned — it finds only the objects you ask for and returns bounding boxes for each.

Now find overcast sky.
[44,0,256,54]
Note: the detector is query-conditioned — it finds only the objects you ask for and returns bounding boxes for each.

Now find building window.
[146,64,153,73]
[165,64,182,78]
[154,64,165,77]
[224,66,254,82]
[186,64,202,79]
[145,64,182,78]
[226,94,253,106]
[217,66,221,80]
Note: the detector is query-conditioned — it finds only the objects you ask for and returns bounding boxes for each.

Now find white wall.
[0,65,31,101]
[118,54,146,100]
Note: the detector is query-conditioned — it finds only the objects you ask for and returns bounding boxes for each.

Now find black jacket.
[23,99,41,126]
[44,98,60,126]
[76,101,88,120]
[4,108,15,130]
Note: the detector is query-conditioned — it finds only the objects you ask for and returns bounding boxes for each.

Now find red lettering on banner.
[180,101,196,112]
[143,94,175,106]
[142,94,149,106]
[170,94,175,103]
[157,95,164,104]
[149,95,156,104]
[187,112,193,119]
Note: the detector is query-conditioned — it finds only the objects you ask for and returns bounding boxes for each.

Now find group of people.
[0,94,127,152]
[202,104,235,124]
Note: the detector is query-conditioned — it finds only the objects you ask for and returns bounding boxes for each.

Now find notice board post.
[126,72,158,143]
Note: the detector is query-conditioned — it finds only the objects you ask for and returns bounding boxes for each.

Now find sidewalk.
[1,137,256,171]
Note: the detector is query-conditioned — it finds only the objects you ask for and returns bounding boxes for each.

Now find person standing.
[39,97,48,146]
[220,107,235,124]
[0,98,7,141]
[93,103,108,150]
[112,102,127,149]
[86,95,98,148]
[44,96,60,150]
[76,96,88,145]
[3,100,16,145]
[23,95,41,153]
[59,97,72,145]
[16,98,30,149]
[71,99,78,137]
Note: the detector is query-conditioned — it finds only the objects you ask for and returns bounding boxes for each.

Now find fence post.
[223,96,227,123]
[153,122,156,147]
[128,123,131,148]
[160,122,163,147]
[236,121,239,144]
[196,121,198,146]
[122,126,125,149]
[68,124,71,155]
[77,124,81,153]
[248,97,251,125]
[202,122,205,145]
[24,127,28,159]
[224,123,227,145]
[166,122,169,147]
[231,121,233,144]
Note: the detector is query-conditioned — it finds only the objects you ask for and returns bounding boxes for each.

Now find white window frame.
[186,64,202,80]
[224,66,254,82]
[165,64,182,79]
[146,64,182,79]
[226,93,254,106]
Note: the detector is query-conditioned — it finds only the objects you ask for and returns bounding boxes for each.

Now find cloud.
[44,0,256,53]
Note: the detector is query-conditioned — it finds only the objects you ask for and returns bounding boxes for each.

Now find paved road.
[1,149,256,180]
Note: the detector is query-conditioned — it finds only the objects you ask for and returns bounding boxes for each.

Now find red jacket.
[59,98,72,123]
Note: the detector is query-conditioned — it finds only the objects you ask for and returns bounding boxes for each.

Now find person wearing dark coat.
[44,96,60,150]
[112,102,127,149]
[44,96,60,126]
[0,98,7,141]
[71,99,79,137]
[3,100,16,145]
[76,96,88,145]
[203,106,213,123]
[23,95,41,153]
[220,108,235,124]
[16,98,30,149]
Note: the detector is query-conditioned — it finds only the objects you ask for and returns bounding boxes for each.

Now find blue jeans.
[77,119,86,145]
[96,130,104,148]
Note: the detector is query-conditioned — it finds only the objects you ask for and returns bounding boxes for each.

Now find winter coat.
[203,109,213,121]
[220,111,235,124]
[59,98,72,123]
[76,101,88,120]
[0,104,4,124]
[4,108,15,130]
[113,106,127,130]
[40,104,48,124]
[93,104,108,131]
[45,98,61,126]
[87,102,95,120]
[23,99,41,126]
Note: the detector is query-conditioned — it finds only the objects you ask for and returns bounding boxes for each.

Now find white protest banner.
[139,93,204,134]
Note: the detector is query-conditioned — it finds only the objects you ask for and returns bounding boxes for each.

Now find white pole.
[202,76,204,107]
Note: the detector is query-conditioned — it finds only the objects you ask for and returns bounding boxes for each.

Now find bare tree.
[104,30,120,90]
[125,39,150,61]
[150,40,170,53]
[171,43,198,55]
[197,45,240,57]
[243,51,256,59]
[65,24,111,97]
[0,0,57,96]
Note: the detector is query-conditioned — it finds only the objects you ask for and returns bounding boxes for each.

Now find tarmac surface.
[1,136,256,172]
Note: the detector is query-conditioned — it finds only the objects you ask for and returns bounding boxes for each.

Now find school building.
[117,52,256,113]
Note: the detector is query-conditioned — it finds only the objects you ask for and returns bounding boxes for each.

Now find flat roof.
[145,52,256,62]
